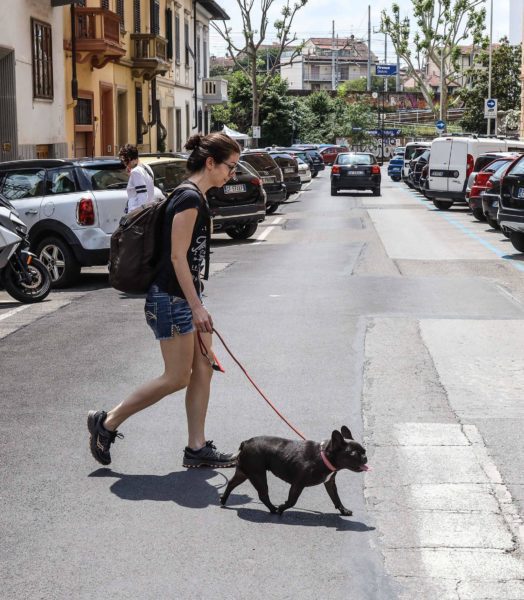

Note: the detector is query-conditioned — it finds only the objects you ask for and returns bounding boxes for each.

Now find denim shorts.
[144,285,196,340]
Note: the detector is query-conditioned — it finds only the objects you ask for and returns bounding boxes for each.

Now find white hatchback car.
[0,158,163,287]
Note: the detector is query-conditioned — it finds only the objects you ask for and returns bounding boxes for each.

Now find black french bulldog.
[220,426,369,516]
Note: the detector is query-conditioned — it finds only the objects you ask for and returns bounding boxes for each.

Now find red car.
[319,145,349,165]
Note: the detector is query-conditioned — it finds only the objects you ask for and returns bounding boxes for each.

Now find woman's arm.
[171,208,213,333]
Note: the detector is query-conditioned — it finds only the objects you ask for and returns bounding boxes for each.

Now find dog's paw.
[277,504,286,515]
[219,495,227,506]
[338,506,353,517]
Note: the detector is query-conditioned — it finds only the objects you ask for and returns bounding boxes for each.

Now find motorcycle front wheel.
[4,257,52,303]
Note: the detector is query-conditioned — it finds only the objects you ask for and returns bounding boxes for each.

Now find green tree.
[211,0,308,129]
[381,0,487,120]
[341,76,397,93]
[458,38,521,134]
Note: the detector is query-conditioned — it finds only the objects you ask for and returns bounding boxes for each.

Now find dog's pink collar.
[320,444,337,472]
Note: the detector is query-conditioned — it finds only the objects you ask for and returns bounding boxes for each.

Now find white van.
[402,141,431,180]
[426,136,524,209]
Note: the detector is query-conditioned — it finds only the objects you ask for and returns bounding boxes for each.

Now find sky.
[209,0,512,60]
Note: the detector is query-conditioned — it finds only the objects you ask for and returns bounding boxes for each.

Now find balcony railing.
[73,7,124,68]
[130,33,169,80]
[202,78,228,104]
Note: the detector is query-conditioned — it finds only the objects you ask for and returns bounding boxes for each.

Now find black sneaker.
[183,440,237,468]
[87,410,123,466]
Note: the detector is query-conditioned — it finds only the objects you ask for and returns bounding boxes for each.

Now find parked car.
[481,161,516,230]
[319,145,349,165]
[0,158,164,287]
[387,155,404,181]
[394,146,405,156]
[465,152,522,201]
[291,145,325,177]
[330,152,381,196]
[495,155,524,251]
[268,151,302,197]
[240,150,287,214]
[402,141,431,181]
[419,163,430,196]
[426,136,524,210]
[406,147,429,188]
[296,157,312,183]
[141,155,267,240]
[275,148,315,174]
[411,149,430,190]
[466,155,519,221]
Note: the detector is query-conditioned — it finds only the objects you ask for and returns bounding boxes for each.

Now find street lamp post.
[487,0,493,135]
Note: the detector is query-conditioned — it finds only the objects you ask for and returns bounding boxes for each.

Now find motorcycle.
[0,193,51,303]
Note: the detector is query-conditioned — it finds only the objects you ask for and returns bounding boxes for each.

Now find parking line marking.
[254,216,284,244]
[0,304,31,322]
[399,183,524,273]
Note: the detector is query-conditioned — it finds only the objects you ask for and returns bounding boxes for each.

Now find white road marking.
[253,216,284,244]
[0,304,31,321]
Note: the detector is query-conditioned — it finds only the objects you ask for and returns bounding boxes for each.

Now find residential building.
[280,37,378,91]
[0,0,68,161]
[61,0,228,158]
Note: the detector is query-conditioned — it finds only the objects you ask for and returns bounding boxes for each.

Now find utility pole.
[439,45,445,133]
[487,0,494,135]
[332,20,336,91]
[384,31,388,93]
[396,11,400,92]
[367,6,371,91]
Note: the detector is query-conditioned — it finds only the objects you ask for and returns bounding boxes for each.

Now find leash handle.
[211,328,307,441]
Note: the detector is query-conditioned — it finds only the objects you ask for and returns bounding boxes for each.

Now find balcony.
[202,78,228,104]
[72,7,125,69]
[130,34,169,80]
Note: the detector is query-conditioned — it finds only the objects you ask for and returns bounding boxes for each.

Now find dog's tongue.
[359,464,371,471]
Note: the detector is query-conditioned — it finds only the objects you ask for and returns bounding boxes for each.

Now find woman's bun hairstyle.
[185,132,241,173]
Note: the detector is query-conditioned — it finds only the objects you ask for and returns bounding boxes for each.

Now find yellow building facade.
[62,0,228,158]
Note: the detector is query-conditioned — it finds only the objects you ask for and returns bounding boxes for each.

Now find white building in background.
[510,0,524,45]
[0,0,67,161]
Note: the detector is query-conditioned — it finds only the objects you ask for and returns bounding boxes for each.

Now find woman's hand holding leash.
[192,304,213,333]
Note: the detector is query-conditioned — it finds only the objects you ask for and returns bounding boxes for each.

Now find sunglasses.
[223,161,238,174]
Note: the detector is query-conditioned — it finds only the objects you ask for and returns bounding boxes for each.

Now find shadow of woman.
[89,468,251,509]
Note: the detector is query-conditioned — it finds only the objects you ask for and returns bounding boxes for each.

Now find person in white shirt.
[118,144,155,213]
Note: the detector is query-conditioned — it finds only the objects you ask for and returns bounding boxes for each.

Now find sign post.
[252,126,261,139]
[484,98,497,135]
[435,120,446,135]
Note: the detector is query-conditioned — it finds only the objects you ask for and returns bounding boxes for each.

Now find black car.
[481,160,517,231]
[406,147,428,188]
[497,155,524,251]
[330,152,381,196]
[292,145,325,176]
[144,157,266,240]
[412,150,430,190]
[268,151,302,197]
[240,151,286,214]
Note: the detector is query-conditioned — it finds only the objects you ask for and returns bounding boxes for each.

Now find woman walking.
[88,132,241,468]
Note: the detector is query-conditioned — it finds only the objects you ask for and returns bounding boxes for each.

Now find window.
[1,170,45,200]
[82,166,128,191]
[185,103,190,140]
[101,0,109,9]
[338,154,374,165]
[197,34,201,77]
[75,98,93,126]
[175,109,182,152]
[31,19,53,100]
[45,169,77,195]
[198,108,202,132]
[184,21,189,66]
[175,13,180,64]
[116,0,125,31]
[203,40,207,77]
[166,8,173,60]
[136,86,144,145]
[150,0,160,35]
[133,0,141,33]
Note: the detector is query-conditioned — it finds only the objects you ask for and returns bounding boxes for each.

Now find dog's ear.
[340,425,353,440]
[331,430,345,448]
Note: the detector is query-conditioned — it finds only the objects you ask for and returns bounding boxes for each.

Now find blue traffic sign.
[486,99,496,109]
[375,64,398,76]
[435,120,446,130]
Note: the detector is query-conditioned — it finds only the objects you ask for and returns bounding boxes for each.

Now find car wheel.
[509,231,524,252]
[373,187,381,196]
[471,207,485,221]
[486,215,499,230]
[225,223,259,240]
[330,186,338,196]
[266,204,279,214]
[433,200,453,210]
[36,236,81,288]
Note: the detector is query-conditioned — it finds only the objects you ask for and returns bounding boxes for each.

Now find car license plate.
[284,167,295,173]
[224,184,246,194]
[518,187,524,199]
[261,176,275,184]
[347,170,364,176]
[432,170,444,177]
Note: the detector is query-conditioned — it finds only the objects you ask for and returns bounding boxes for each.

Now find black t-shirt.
[153,181,210,298]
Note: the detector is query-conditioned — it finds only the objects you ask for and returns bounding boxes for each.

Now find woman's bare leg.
[104,333,195,431]
[184,331,213,449]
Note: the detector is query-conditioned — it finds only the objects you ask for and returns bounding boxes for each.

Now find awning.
[197,0,230,20]
[51,0,84,6]
[222,125,249,140]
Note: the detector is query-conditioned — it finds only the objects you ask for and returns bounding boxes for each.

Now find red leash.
[199,329,307,441]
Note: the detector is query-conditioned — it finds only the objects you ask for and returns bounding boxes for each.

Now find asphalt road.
[1,171,524,599]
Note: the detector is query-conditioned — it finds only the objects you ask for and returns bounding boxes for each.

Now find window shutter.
[166,8,173,60]
[101,0,109,9]
[116,0,124,31]
[136,86,143,145]
[175,14,180,63]
[133,0,141,33]
[150,0,160,35]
